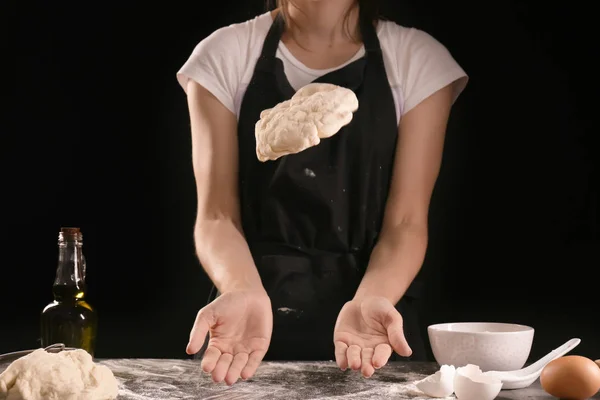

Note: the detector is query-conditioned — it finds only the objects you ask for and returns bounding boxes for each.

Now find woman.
[177,0,467,386]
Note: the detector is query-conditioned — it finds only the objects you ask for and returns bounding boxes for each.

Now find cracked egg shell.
[454,364,502,400]
[415,364,456,397]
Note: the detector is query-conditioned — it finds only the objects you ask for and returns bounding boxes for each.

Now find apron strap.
[359,12,381,54]
[255,13,285,73]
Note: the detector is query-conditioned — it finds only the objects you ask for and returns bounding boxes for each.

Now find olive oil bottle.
[40,227,98,356]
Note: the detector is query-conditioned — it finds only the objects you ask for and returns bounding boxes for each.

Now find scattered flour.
[0,358,452,400]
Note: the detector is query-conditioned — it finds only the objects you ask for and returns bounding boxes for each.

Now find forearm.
[194,218,264,294]
[354,223,428,304]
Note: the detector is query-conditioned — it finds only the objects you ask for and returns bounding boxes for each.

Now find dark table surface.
[2,358,599,399]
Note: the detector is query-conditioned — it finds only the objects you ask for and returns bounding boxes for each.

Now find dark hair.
[267,0,380,42]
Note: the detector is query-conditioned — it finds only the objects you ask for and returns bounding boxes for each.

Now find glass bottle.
[40,227,98,356]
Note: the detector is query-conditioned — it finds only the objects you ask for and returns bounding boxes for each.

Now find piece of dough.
[255,82,359,162]
[0,349,118,400]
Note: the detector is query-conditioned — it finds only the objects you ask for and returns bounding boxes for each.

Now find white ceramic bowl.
[428,322,534,372]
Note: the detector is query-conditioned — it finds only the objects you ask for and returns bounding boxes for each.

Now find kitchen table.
[2,358,598,399]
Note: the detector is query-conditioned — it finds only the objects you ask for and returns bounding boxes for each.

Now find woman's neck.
[284,0,359,46]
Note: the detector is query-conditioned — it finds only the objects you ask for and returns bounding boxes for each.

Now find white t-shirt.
[177,12,468,125]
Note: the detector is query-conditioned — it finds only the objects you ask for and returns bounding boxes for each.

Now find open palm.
[186,290,273,385]
[333,296,412,377]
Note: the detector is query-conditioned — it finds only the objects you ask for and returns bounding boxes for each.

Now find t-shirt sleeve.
[176,26,242,114]
[399,28,468,115]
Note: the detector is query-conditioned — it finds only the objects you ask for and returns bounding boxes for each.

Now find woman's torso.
[177,11,467,127]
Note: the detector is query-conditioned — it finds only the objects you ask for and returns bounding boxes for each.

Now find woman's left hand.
[333,296,412,377]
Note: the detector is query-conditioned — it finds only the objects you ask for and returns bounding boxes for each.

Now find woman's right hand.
[184,81,272,384]
[186,289,273,385]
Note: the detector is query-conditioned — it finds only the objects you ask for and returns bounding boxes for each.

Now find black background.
[3,0,598,363]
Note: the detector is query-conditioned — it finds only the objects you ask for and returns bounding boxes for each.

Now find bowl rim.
[427,322,534,334]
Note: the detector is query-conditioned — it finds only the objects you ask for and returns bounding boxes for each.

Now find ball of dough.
[0,348,118,400]
[255,82,359,162]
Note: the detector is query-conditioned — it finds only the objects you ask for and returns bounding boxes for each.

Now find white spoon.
[483,338,581,390]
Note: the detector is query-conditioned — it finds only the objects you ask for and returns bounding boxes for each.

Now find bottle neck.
[53,239,87,301]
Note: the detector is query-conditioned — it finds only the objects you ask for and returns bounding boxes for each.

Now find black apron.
[206,12,427,361]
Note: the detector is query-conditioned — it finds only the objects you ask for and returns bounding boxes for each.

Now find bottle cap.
[59,227,83,241]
